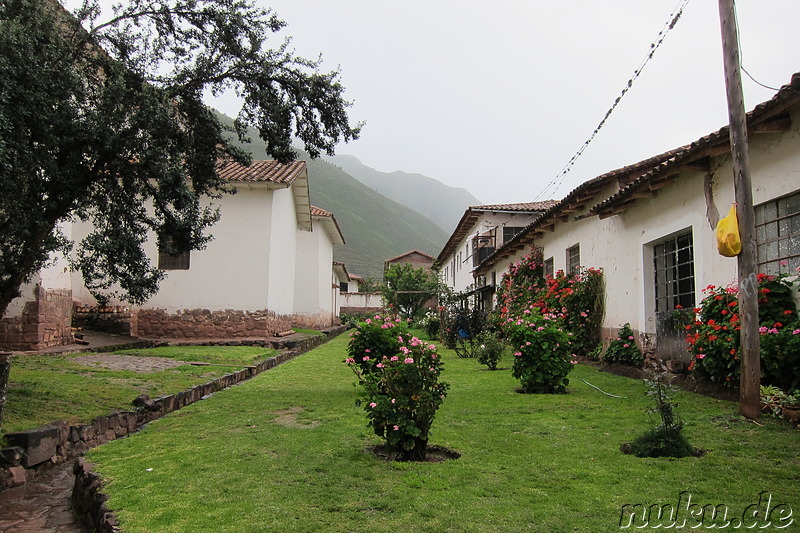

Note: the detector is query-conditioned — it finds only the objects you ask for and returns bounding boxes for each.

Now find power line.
[732,1,781,92]
[533,0,692,201]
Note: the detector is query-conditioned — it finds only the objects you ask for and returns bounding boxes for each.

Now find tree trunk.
[0,353,10,431]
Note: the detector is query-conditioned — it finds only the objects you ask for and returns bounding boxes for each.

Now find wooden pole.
[717,0,760,419]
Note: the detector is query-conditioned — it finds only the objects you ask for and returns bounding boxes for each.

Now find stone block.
[0,446,25,466]
[5,423,65,467]
[6,465,27,486]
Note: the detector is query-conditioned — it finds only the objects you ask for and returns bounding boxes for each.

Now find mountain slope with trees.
[224,118,448,279]
[326,154,482,233]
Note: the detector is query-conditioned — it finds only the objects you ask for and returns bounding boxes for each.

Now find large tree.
[383,263,441,320]
[0,0,361,428]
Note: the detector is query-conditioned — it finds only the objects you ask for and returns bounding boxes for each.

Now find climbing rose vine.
[495,247,604,356]
[680,270,800,392]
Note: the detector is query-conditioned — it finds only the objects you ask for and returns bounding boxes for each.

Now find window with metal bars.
[755,190,800,275]
[653,231,694,313]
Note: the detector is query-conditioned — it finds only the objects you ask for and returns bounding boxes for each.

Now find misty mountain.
[218,114,449,279]
[325,154,482,233]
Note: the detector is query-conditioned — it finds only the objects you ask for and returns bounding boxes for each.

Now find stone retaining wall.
[72,306,138,337]
[0,287,73,351]
[0,326,346,491]
[137,308,293,339]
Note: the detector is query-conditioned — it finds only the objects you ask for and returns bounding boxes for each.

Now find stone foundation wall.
[0,287,73,351]
[136,308,292,339]
[72,306,138,337]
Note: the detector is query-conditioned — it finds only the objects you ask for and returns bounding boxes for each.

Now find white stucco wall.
[492,106,800,347]
[440,211,540,294]
[5,221,74,317]
[70,184,291,313]
[264,187,298,315]
[293,217,336,319]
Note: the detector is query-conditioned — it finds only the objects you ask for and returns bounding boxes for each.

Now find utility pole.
[717,0,760,419]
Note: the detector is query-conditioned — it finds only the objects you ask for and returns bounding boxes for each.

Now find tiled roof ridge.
[469,201,558,211]
[385,250,436,263]
[215,159,306,184]
[310,205,333,217]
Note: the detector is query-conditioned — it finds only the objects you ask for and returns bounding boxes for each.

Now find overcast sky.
[210,0,796,205]
[77,1,800,206]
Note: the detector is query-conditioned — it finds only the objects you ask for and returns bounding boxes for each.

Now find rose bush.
[507,311,575,394]
[346,314,409,373]
[346,333,449,461]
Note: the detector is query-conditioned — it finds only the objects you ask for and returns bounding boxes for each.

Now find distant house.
[435,202,556,297]
[384,250,436,274]
[476,72,800,361]
[0,160,347,349]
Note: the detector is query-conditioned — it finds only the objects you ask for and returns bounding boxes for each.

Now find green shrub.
[476,331,505,370]
[347,333,449,461]
[346,314,409,373]
[602,323,643,367]
[508,313,574,394]
[417,310,440,339]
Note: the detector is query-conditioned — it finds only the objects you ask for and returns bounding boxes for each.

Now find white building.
[435,202,556,296]
[477,73,800,360]
[1,160,348,349]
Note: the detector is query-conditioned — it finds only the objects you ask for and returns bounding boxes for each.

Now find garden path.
[0,461,80,532]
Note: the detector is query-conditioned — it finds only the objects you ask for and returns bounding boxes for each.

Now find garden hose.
[580,378,628,399]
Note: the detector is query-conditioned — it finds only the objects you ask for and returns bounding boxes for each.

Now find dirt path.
[0,462,82,533]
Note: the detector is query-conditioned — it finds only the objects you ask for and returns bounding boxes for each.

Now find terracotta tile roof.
[216,159,307,184]
[475,71,800,275]
[468,201,558,212]
[385,250,436,264]
[311,205,345,245]
[435,202,556,265]
[311,206,333,217]
[589,72,800,219]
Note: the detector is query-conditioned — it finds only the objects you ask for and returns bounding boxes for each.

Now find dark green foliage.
[626,426,696,458]
[0,0,360,316]
[382,263,441,320]
[602,324,644,367]
[508,314,573,394]
[476,331,505,370]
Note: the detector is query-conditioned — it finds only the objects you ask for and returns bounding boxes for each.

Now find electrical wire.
[732,0,781,92]
[533,0,691,201]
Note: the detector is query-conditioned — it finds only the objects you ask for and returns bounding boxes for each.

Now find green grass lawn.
[3,345,276,435]
[87,333,800,532]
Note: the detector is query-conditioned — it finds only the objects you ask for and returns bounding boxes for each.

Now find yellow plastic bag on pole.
[716,204,741,257]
